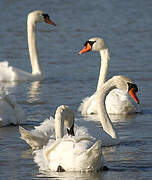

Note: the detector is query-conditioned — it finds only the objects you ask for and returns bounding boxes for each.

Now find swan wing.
[19,126,49,150]
[106,89,136,114]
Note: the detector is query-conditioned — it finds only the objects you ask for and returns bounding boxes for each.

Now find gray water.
[0,0,152,179]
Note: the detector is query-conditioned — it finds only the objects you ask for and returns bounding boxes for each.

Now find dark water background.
[0,0,152,179]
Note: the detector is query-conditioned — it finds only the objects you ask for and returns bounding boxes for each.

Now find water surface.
[0,0,152,179]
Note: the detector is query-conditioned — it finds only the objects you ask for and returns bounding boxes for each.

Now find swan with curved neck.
[78,37,138,115]
[0,10,56,81]
[97,75,139,143]
[19,105,74,150]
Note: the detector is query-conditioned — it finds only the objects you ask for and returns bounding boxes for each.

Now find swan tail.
[34,149,49,171]
[84,140,103,171]
[78,93,97,115]
[87,140,102,156]
[19,126,48,150]
[0,61,10,68]
[0,61,17,81]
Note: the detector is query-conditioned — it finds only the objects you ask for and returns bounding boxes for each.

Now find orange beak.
[129,88,139,104]
[79,43,92,55]
[45,17,56,26]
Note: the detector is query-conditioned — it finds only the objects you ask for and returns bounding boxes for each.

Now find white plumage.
[0,94,26,127]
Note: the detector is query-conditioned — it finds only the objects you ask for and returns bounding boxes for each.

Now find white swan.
[78,37,139,115]
[95,75,139,145]
[19,105,75,150]
[0,10,56,82]
[0,94,26,127]
[33,105,105,172]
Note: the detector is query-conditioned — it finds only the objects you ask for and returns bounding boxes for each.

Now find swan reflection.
[37,170,103,180]
[0,81,17,96]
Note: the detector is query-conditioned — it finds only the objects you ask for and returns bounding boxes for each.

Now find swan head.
[111,75,139,104]
[79,37,108,54]
[56,105,75,136]
[28,10,56,26]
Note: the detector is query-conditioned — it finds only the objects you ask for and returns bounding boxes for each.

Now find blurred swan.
[0,10,56,82]
[33,105,105,172]
[78,37,138,115]
[0,94,26,127]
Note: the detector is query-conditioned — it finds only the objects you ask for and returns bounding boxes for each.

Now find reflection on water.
[0,0,152,179]
[0,82,18,96]
[27,81,42,103]
[79,111,137,123]
[109,113,136,123]
[37,170,103,180]
[28,81,41,98]
[21,148,33,159]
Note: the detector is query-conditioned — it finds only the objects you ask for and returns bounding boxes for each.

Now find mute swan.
[0,10,56,82]
[33,105,105,172]
[0,94,26,127]
[19,105,74,150]
[78,37,138,115]
[95,75,139,145]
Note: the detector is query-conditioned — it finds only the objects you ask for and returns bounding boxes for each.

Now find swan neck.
[27,17,43,75]
[55,112,64,139]
[96,49,110,91]
[97,79,118,139]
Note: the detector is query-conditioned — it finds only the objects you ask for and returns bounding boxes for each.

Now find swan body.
[27,105,105,172]
[32,105,104,172]
[79,89,135,115]
[0,10,56,82]
[19,105,74,150]
[0,94,26,127]
[34,137,104,172]
[78,37,137,115]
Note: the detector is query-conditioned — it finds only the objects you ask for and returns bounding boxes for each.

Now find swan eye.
[127,82,138,92]
[84,41,96,47]
[42,13,50,19]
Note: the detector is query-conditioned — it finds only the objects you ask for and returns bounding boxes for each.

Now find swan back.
[34,138,103,172]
